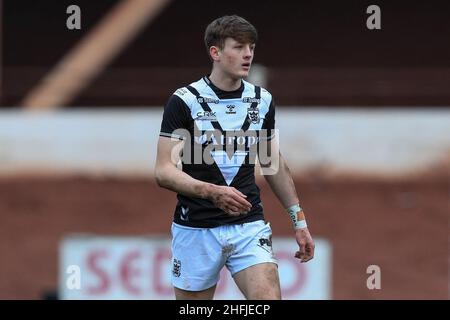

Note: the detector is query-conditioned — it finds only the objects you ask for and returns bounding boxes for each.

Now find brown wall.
[0,174,448,299]
[3,0,450,106]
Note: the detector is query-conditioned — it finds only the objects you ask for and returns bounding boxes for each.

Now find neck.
[209,68,242,91]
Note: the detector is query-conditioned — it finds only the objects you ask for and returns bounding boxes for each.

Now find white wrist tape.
[286,204,308,230]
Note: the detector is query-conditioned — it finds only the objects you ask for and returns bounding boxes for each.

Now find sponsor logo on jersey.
[196,111,217,121]
[242,97,261,103]
[194,132,259,148]
[226,105,236,114]
[197,97,219,104]
[257,236,273,253]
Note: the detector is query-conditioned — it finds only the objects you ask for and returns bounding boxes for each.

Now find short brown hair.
[204,15,258,52]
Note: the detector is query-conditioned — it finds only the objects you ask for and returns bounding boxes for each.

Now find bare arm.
[261,140,315,263]
[155,136,252,215]
[155,136,209,198]
[263,152,299,209]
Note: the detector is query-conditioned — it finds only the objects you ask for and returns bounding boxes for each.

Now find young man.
[155,15,314,300]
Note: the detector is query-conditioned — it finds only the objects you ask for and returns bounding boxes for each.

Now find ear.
[209,46,220,61]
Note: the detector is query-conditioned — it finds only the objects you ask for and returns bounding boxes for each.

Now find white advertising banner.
[2,109,449,176]
[59,235,331,300]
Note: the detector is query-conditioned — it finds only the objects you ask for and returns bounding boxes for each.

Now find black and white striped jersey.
[160,76,275,228]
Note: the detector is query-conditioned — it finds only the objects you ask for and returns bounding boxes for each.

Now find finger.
[295,250,305,260]
[229,188,250,203]
[230,193,252,210]
[295,243,306,259]
[224,202,244,216]
[231,187,247,198]
[300,245,315,263]
[295,252,307,262]
[308,244,315,259]
[227,199,250,213]
[226,204,241,213]
[231,198,252,212]
[227,209,241,216]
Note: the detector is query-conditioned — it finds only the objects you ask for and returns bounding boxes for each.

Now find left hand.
[294,227,315,263]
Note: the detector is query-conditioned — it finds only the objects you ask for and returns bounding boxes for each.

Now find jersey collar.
[203,76,244,99]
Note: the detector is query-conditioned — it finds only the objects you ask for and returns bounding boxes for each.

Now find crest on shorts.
[247,106,260,124]
[172,258,181,277]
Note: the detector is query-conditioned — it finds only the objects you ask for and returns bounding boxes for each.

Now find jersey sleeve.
[262,97,276,141]
[159,94,192,140]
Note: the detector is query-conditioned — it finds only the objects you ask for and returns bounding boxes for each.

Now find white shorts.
[171,220,278,291]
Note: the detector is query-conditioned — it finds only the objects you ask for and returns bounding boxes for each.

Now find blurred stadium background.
[0,0,449,299]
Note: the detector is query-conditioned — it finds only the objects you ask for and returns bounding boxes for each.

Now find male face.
[214,37,255,80]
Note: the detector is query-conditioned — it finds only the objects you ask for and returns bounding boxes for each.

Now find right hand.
[207,185,253,216]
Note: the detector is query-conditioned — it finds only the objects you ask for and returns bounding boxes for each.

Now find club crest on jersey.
[247,106,260,124]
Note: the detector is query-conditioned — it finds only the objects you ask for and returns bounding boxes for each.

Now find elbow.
[154,165,167,188]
